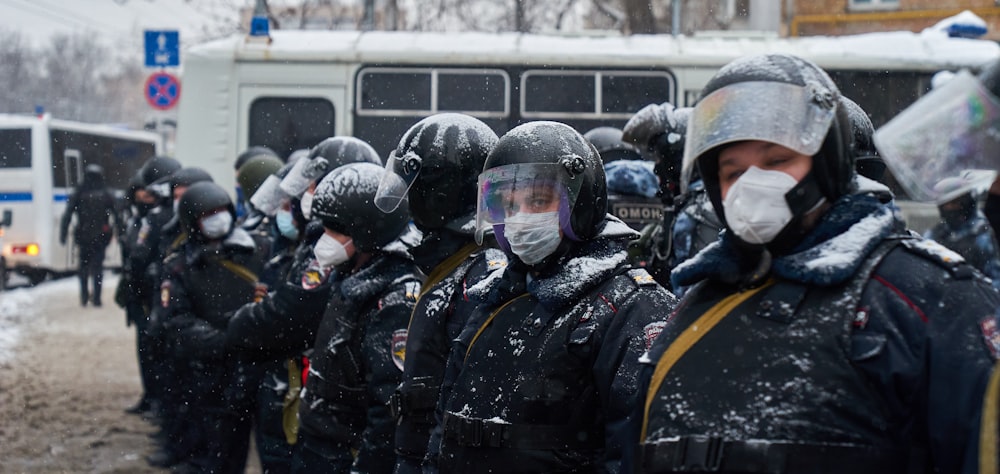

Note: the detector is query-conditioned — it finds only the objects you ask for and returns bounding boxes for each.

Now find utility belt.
[389,384,439,422]
[639,436,915,474]
[442,412,603,450]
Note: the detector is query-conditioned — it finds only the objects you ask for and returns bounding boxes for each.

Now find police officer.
[633,53,1000,474]
[291,162,423,473]
[234,145,281,221]
[925,176,1000,289]
[622,103,723,291]
[433,121,677,472]
[370,113,506,473]
[156,181,266,473]
[59,164,119,306]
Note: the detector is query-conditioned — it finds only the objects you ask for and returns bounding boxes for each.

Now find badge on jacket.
[643,321,667,351]
[980,316,1000,360]
[392,329,407,371]
[160,281,171,308]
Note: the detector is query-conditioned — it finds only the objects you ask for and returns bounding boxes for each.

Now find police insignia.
[980,317,1000,360]
[643,321,667,350]
[392,329,407,371]
[160,281,171,308]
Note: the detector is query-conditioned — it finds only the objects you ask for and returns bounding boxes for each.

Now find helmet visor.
[475,163,584,244]
[874,70,1000,202]
[681,81,837,192]
[374,150,421,213]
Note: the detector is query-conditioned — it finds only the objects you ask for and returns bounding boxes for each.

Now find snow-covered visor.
[874,70,1000,202]
[475,163,584,244]
[249,174,286,216]
[681,81,837,193]
[279,157,329,198]
[374,150,421,213]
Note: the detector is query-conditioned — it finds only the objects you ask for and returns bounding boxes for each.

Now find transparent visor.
[474,163,583,244]
[249,175,286,216]
[681,81,837,193]
[874,70,1000,202]
[374,150,422,213]
[279,157,329,198]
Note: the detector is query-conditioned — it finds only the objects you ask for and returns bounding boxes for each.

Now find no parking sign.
[144,72,181,110]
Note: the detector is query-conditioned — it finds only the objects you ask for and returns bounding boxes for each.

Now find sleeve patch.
[160,281,171,308]
[392,329,407,371]
[644,320,667,351]
[981,317,1000,360]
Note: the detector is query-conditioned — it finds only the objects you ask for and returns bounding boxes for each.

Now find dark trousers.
[127,301,158,405]
[77,243,107,305]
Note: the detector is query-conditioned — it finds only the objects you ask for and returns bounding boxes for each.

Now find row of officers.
[111,52,1000,474]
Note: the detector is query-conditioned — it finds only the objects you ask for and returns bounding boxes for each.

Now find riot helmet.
[168,167,214,192]
[622,102,691,200]
[840,96,886,181]
[140,156,181,187]
[375,113,499,232]
[178,181,236,241]
[237,154,284,202]
[280,136,381,199]
[311,162,410,253]
[234,146,280,171]
[683,53,852,249]
[583,126,642,163]
[475,121,607,264]
[934,176,980,229]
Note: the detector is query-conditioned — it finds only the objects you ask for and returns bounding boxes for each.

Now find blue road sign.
[144,30,180,67]
[145,72,181,110]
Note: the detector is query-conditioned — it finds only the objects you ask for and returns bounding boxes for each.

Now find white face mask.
[504,211,562,265]
[200,212,233,240]
[313,234,352,268]
[300,191,314,220]
[722,166,799,244]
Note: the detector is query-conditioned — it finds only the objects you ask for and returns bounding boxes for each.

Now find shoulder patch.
[379,280,422,310]
[391,329,407,371]
[981,316,1000,361]
[627,268,658,287]
[160,280,171,308]
[643,321,667,351]
[300,258,333,290]
[483,248,508,271]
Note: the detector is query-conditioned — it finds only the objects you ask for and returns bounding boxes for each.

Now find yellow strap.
[217,259,259,285]
[406,242,481,332]
[283,358,302,445]
[466,294,529,361]
[641,279,774,440]
[981,359,1000,474]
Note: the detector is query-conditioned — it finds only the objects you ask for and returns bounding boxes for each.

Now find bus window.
[360,71,432,111]
[0,129,31,168]
[522,70,673,119]
[524,73,596,114]
[438,71,508,115]
[50,130,155,189]
[828,70,932,128]
[249,97,336,159]
[602,74,673,114]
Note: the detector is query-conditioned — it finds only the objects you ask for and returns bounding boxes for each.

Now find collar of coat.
[470,215,639,311]
[339,224,421,303]
[673,193,900,288]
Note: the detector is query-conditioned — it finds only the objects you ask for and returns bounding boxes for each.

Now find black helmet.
[140,156,181,186]
[375,113,499,232]
[583,126,642,163]
[168,167,214,192]
[684,53,852,236]
[235,146,280,171]
[177,181,235,239]
[622,103,691,199]
[477,121,607,244]
[840,96,886,181]
[311,162,410,253]
[308,136,382,180]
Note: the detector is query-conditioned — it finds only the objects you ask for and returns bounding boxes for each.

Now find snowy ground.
[0,274,262,473]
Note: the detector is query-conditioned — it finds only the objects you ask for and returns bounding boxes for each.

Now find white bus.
[174,29,1000,230]
[0,114,162,287]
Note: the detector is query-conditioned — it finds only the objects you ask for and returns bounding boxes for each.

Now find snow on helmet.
[280,136,381,198]
[475,121,607,246]
[683,53,852,230]
[375,113,499,232]
[311,162,410,253]
[840,96,885,181]
[622,103,691,199]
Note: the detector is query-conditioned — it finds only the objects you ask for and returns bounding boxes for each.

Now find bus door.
[238,85,344,161]
[56,148,82,269]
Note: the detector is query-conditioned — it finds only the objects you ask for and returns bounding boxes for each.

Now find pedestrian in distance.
[59,163,120,307]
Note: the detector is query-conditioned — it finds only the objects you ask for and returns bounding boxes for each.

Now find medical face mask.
[300,191,315,220]
[276,209,299,240]
[313,234,352,268]
[504,211,562,265]
[200,212,233,240]
[722,166,798,244]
